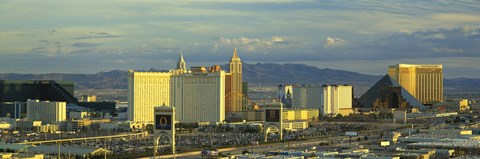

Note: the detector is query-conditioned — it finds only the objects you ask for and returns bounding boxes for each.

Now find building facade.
[80,95,96,102]
[128,51,240,123]
[26,99,66,124]
[0,102,25,119]
[225,48,243,113]
[388,64,443,105]
[127,71,171,123]
[292,85,322,109]
[0,80,76,103]
[171,69,225,123]
[322,85,353,116]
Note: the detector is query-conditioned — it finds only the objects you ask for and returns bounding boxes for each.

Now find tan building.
[127,71,172,123]
[283,121,309,131]
[26,100,66,124]
[171,68,225,123]
[80,95,96,102]
[322,85,353,117]
[388,64,443,105]
[243,109,318,122]
[225,48,243,113]
[128,50,242,123]
[460,99,469,111]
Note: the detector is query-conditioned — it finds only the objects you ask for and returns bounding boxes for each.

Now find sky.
[1,0,479,78]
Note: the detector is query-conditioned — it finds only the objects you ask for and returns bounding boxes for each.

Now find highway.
[140,133,382,159]
[140,122,423,159]
[19,131,148,145]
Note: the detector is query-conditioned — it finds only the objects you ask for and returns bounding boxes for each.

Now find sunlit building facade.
[225,48,243,113]
[322,85,353,116]
[388,64,443,105]
[26,99,66,124]
[128,50,240,123]
[171,69,225,123]
[127,71,171,123]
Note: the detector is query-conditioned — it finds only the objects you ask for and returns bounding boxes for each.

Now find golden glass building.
[388,64,443,105]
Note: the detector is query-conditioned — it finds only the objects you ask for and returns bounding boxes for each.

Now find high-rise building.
[388,64,443,105]
[171,68,225,123]
[292,85,322,109]
[225,48,243,113]
[26,99,66,124]
[322,85,353,116]
[127,71,171,122]
[128,51,240,123]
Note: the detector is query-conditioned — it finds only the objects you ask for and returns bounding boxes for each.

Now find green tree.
[146,124,154,134]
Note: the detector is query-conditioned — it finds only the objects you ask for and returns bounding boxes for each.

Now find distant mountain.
[444,78,480,91]
[0,63,478,95]
[238,63,381,86]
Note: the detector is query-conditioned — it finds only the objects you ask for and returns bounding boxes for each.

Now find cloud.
[213,36,289,52]
[74,32,122,40]
[72,43,98,48]
[38,40,60,45]
[324,36,347,48]
[1,0,480,77]
[338,26,480,60]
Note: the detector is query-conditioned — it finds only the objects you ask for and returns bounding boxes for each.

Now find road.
[139,134,382,159]
[19,131,148,145]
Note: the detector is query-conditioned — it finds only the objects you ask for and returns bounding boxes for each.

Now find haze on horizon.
[1,0,479,78]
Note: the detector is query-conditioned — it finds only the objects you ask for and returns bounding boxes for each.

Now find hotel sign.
[155,114,172,130]
[265,109,280,122]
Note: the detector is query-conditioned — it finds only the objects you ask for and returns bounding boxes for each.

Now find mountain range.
[0,63,478,95]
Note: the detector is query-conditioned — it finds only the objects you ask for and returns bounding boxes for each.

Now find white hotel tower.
[128,51,233,123]
[26,99,66,124]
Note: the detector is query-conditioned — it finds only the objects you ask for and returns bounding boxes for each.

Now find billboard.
[155,114,172,130]
[265,109,280,122]
[345,131,358,136]
[380,141,390,147]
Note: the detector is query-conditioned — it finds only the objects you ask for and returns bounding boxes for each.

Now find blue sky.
[1,0,479,78]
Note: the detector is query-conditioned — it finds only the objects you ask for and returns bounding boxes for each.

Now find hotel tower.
[225,48,243,112]
[388,64,443,105]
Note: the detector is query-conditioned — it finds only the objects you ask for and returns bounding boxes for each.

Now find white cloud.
[324,36,347,48]
[214,36,288,52]
[418,33,446,40]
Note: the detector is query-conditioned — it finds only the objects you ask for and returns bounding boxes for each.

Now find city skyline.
[1,1,480,78]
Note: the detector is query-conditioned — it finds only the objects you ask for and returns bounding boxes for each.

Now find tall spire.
[230,48,240,62]
[177,52,186,70]
[178,52,185,63]
[233,48,238,58]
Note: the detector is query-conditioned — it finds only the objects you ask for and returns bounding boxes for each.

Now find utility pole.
[104,138,107,159]
[58,142,61,159]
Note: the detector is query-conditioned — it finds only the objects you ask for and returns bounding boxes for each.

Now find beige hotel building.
[26,99,66,124]
[128,49,242,123]
[388,64,443,105]
[127,71,172,122]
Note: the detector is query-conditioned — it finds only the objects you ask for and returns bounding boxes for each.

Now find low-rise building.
[61,118,111,131]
